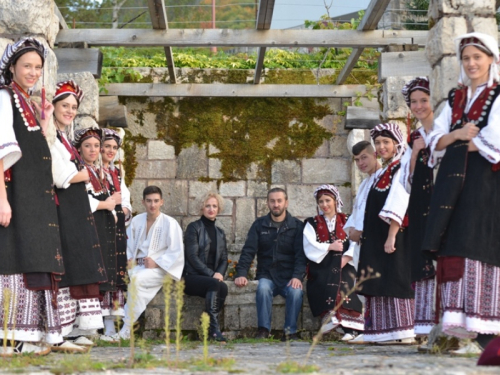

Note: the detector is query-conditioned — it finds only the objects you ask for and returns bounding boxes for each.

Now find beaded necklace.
[11,81,39,131]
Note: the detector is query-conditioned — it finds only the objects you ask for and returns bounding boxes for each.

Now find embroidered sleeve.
[379,168,409,226]
[155,217,185,280]
[472,95,500,164]
[303,222,330,264]
[0,90,21,170]
[120,179,132,215]
[399,145,413,194]
[87,192,100,213]
[50,138,78,189]
[428,103,451,168]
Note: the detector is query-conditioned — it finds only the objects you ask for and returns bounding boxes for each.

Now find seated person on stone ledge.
[234,188,306,341]
[183,192,229,343]
[116,185,185,340]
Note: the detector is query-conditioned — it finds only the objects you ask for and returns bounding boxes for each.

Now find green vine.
[122,129,148,186]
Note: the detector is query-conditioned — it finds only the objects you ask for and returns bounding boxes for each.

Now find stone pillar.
[0,0,59,98]
[426,0,498,112]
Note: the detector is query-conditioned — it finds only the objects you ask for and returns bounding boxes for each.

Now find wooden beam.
[55,6,69,30]
[345,106,380,129]
[378,50,430,82]
[100,83,367,98]
[254,0,275,84]
[147,0,177,84]
[54,48,103,78]
[98,96,128,128]
[55,29,428,48]
[336,0,392,84]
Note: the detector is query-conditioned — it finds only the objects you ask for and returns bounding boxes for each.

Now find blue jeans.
[256,278,303,334]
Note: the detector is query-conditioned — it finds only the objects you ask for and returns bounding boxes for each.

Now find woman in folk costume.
[399,77,436,337]
[422,32,500,355]
[0,37,65,355]
[303,185,364,342]
[355,123,414,345]
[73,127,120,340]
[100,128,132,337]
[49,81,108,351]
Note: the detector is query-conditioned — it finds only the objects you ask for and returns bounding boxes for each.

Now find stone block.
[381,76,413,120]
[154,180,188,216]
[338,186,353,214]
[271,305,286,330]
[351,163,367,197]
[247,181,268,197]
[145,307,163,330]
[0,1,59,46]
[428,0,495,20]
[239,305,258,329]
[347,129,371,156]
[220,181,246,197]
[128,179,147,212]
[425,17,467,67]
[127,105,157,139]
[271,160,301,184]
[301,303,319,331]
[313,140,330,158]
[73,116,99,132]
[235,198,255,243]
[135,144,147,160]
[214,216,234,244]
[430,56,460,109]
[181,216,198,231]
[176,145,207,179]
[329,135,350,158]
[224,305,240,330]
[189,181,218,198]
[208,158,223,179]
[246,162,259,180]
[470,17,498,37]
[256,198,269,217]
[135,160,176,179]
[225,292,257,305]
[148,140,175,160]
[302,158,350,184]
[220,198,234,216]
[58,72,99,119]
[287,185,317,218]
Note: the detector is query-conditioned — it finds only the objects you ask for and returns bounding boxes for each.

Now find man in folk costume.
[343,140,382,343]
[398,77,438,341]
[423,32,500,355]
[303,185,364,342]
[0,37,65,355]
[116,185,184,340]
[356,123,415,345]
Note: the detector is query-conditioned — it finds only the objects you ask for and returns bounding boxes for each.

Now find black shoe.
[209,329,228,343]
[255,327,270,339]
[281,332,299,342]
[205,291,226,343]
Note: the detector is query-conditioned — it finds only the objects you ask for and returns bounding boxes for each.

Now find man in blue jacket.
[235,188,306,341]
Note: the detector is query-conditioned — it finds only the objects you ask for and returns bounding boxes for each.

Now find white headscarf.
[455,32,500,87]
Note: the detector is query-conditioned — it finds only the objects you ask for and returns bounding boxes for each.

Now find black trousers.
[184,274,228,300]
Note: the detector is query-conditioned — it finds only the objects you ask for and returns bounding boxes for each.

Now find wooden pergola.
[54,0,428,99]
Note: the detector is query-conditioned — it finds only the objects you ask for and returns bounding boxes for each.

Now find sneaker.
[281,333,300,342]
[376,338,417,345]
[72,336,95,347]
[450,341,483,356]
[341,333,355,341]
[255,327,270,339]
[51,341,88,353]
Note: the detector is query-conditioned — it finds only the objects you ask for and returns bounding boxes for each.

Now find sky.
[271,0,371,29]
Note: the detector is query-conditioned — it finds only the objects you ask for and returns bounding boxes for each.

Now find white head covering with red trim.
[370,123,406,160]
[314,184,343,213]
[54,80,84,104]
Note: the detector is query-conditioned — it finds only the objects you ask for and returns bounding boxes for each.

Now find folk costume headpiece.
[370,123,406,161]
[455,32,500,87]
[401,77,430,107]
[0,37,47,86]
[103,128,123,147]
[314,184,343,213]
[73,126,103,149]
[54,80,84,105]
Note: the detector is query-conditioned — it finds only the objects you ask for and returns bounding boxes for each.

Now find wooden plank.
[378,50,430,82]
[336,0,392,84]
[98,96,128,128]
[100,83,367,98]
[54,48,103,78]
[55,6,69,30]
[147,0,177,84]
[254,0,275,84]
[55,29,428,48]
[256,0,275,30]
[345,106,380,129]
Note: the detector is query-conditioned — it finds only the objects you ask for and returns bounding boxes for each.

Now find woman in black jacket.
[184,192,228,342]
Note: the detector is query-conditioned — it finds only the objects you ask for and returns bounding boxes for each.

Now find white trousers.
[123,266,166,327]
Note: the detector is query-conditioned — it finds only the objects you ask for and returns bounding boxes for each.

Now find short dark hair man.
[234,188,306,341]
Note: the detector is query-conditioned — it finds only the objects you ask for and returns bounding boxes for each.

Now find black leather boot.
[205,291,227,343]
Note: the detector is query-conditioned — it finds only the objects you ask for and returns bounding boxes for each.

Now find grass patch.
[276,361,319,373]
[188,357,236,371]
[0,354,50,370]
[50,354,119,374]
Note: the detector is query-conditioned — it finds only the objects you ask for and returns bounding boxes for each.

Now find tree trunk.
[112,0,127,29]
